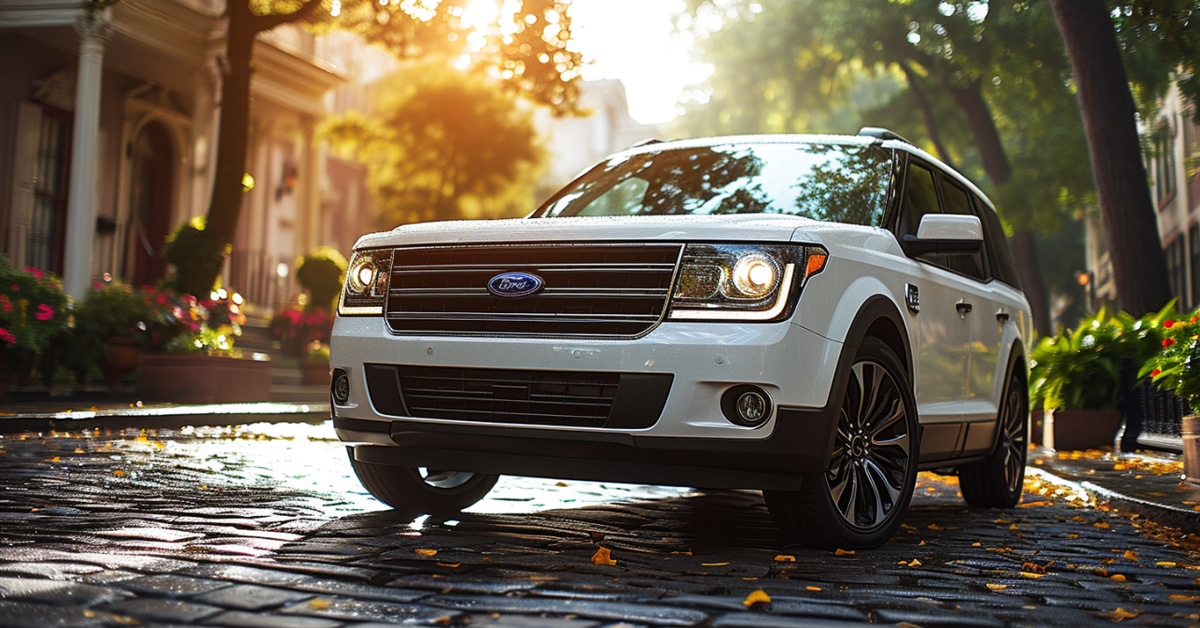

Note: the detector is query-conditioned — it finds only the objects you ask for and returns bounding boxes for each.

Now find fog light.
[721,385,773,427]
[332,369,350,405]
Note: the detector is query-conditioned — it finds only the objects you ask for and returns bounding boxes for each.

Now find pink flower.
[35,303,54,321]
[24,267,43,279]
[0,328,14,344]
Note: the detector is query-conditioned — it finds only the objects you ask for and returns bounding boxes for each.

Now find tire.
[764,337,919,549]
[347,447,498,515]
[958,370,1027,508]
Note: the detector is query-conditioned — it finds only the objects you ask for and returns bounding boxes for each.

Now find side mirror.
[903,214,983,257]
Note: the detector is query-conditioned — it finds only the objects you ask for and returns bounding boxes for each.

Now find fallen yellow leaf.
[774,555,796,562]
[437,562,461,568]
[1110,574,1126,582]
[1096,607,1141,621]
[834,548,856,556]
[1168,594,1200,602]
[806,586,822,592]
[742,589,771,608]
[986,583,1007,591]
[1094,521,1111,529]
[1155,561,1177,568]
[308,599,332,610]
[112,469,126,477]
[1020,572,1048,579]
[415,548,437,557]
[1123,550,1138,562]
[927,523,945,531]
[591,547,617,566]
[701,562,730,567]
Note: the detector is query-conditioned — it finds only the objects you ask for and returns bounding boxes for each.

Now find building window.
[1154,125,1176,206]
[30,107,72,274]
[1167,234,1186,306]
[1191,224,1200,309]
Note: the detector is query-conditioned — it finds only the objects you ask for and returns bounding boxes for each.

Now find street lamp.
[1075,269,1095,312]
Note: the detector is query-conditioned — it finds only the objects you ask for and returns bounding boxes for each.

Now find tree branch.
[251,0,325,35]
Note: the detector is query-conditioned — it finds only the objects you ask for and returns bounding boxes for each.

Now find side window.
[976,194,1023,289]
[939,178,988,282]
[898,162,946,267]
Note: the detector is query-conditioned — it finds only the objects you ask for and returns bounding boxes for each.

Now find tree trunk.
[207,0,255,254]
[941,78,1052,335]
[1049,0,1173,316]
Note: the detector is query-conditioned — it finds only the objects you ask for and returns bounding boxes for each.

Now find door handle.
[996,310,1010,323]
[956,301,973,319]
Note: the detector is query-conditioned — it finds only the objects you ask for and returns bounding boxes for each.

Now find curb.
[0,402,331,434]
[1027,466,1200,536]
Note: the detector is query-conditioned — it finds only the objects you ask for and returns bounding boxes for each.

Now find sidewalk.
[1,394,1197,535]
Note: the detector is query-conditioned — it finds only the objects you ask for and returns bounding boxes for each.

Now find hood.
[352,214,877,250]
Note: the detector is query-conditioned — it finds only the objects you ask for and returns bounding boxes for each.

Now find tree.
[321,63,545,227]
[172,0,581,297]
[678,0,1094,334]
[1049,0,1173,316]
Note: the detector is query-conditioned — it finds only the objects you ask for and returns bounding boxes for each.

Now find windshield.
[534,142,893,227]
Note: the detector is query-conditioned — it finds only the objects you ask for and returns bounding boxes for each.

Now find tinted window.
[976,194,1022,289]
[536,143,893,227]
[898,163,947,268]
[940,178,987,282]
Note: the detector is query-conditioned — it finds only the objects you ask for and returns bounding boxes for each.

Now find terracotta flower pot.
[1044,409,1122,451]
[99,336,143,389]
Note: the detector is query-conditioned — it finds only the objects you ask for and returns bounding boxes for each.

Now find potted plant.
[1030,307,1165,450]
[301,340,330,386]
[135,285,271,403]
[1142,309,1200,484]
[74,278,152,388]
[0,255,69,398]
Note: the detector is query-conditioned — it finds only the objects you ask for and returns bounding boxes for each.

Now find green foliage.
[162,218,227,299]
[295,247,347,312]
[1030,305,1171,411]
[75,279,151,343]
[1140,303,1200,413]
[0,254,70,366]
[321,62,546,226]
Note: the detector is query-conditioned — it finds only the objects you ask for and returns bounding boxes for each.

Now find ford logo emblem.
[487,272,544,297]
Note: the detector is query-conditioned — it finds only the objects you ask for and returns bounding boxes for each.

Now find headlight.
[339,248,392,316]
[669,244,827,321]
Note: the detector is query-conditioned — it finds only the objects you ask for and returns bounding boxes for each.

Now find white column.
[63,6,113,299]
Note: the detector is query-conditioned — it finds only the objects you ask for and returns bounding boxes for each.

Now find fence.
[1119,358,1186,452]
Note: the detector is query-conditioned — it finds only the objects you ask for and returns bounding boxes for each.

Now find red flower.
[1164,319,1175,328]
[1151,368,1161,378]
[1163,338,1176,347]
[34,303,53,321]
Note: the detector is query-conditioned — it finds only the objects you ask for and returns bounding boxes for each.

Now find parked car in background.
[330,128,1032,548]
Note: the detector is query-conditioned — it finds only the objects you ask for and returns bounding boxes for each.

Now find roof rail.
[858,127,912,145]
[629,138,663,148]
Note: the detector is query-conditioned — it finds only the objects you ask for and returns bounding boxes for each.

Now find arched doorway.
[127,121,174,287]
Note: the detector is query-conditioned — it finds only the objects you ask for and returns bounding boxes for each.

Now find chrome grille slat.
[385,243,682,337]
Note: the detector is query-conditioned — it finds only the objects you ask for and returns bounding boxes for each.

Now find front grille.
[364,364,672,429]
[385,243,682,337]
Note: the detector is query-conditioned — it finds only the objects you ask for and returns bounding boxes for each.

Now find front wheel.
[347,448,498,515]
[958,370,1027,508]
[765,337,919,549]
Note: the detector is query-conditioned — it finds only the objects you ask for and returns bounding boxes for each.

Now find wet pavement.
[0,422,1198,627]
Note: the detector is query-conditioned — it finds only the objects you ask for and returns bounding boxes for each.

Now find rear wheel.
[958,370,1027,508]
[765,337,919,549]
[347,448,498,515]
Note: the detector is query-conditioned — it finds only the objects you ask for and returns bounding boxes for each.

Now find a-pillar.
[63,6,113,299]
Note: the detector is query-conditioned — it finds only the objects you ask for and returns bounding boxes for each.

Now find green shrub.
[295,247,347,311]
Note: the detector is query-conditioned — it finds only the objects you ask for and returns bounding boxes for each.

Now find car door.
[895,161,974,461]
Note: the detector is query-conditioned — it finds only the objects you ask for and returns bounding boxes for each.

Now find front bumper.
[330,317,848,488]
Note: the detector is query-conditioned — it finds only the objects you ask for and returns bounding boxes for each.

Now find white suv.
[330,129,1032,548]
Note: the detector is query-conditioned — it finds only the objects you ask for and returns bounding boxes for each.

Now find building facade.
[0,0,365,312]
[1148,83,1200,310]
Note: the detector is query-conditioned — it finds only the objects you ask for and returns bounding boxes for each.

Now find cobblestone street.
[1,422,1198,627]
